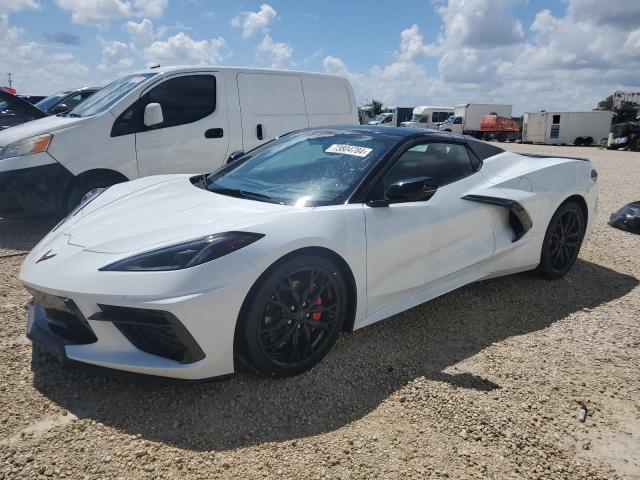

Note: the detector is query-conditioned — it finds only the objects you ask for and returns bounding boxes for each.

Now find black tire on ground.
[631,136,640,152]
[536,201,586,280]
[574,137,584,146]
[584,137,593,146]
[497,132,507,142]
[64,177,118,213]
[241,253,348,377]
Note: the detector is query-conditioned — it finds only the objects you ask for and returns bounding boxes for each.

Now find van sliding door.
[237,73,308,151]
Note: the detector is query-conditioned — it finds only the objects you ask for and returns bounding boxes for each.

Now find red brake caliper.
[309,283,322,321]
[312,296,322,321]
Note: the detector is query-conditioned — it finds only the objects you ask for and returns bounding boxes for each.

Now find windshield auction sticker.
[325,144,373,157]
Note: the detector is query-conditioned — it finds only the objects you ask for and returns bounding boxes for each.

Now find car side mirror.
[226,150,245,164]
[143,102,163,127]
[367,177,438,207]
[51,104,68,114]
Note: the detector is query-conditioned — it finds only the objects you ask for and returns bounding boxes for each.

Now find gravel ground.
[1,144,639,479]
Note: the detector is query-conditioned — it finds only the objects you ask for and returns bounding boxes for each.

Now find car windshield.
[69,73,157,117]
[203,129,399,206]
[374,114,387,122]
[410,114,424,122]
[35,91,70,111]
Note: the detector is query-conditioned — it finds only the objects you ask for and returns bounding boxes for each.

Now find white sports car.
[20,126,598,380]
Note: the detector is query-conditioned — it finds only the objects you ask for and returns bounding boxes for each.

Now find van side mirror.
[51,104,68,114]
[143,103,163,127]
[367,177,438,207]
[226,150,245,164]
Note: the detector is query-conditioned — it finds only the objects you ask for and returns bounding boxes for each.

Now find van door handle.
[257,124,263,140]
[205,128,224,139]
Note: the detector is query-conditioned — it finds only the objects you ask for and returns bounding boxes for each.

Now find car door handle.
[257,124,263,140]
[205,128,224,139]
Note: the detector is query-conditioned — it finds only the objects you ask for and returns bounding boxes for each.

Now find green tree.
[614,101,639,123]
[597,95,613,110]
[365,99,384,116]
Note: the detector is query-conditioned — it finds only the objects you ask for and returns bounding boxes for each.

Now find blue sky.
[1,1,639,114]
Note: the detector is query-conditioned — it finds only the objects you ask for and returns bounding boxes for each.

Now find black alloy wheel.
[241,254,347,377]
[537,201,585,279]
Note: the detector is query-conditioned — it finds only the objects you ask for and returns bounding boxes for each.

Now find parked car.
[20,125,598,380]
[522,111,613,146]
[34,87,100,116]
[607,121,640,151]
[368,112,394,125]
[440,104,512,137]
[0,66,358,217]
[18,95,47,104]
[401,106,454,130]
[0,89,46,131]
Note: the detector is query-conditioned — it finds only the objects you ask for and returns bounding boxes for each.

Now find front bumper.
[0,157,74,217]
[21,236,258,379]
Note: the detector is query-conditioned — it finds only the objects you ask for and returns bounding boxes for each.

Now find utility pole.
[7,73,12,89]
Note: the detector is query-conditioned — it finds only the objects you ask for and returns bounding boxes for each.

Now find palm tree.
[365,99,384,116]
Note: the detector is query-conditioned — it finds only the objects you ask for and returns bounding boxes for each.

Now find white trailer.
[522,111,614,146]
[439,103,512,136]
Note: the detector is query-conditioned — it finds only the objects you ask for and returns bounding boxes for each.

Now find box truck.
[439,103,512,137]
[522,111,613,146]
[400,106,454,130]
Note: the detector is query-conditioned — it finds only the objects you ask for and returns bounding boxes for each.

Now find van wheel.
[574,137,584,146]
[65,177,117,213]
[584,137,593,146]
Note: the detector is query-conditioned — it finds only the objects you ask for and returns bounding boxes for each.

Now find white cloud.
[125,17,156,51]
[323,55,348,75]
[323,0,640,113]
[56,0,167,26]
[0,0,39,14]
[231,4,276,39]
[144,32,226,65]
[257,34,293,68]
[98,39,133,72]
[436,0,524,48]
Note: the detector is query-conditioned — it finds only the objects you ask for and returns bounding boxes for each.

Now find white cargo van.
[439,103,512,137]
[401,106,454,130]
[522,111,613,146]
[0,66,358,216]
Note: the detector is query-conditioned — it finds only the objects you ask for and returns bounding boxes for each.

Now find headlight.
[99,232,265,272]
[0,134,52,160]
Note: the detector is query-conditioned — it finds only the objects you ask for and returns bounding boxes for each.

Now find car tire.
[65,177,117,213]
[536,201,586,280]
[574,137,584,146]
[584,137,593,146]
[497,132,507,142]
[241,253,347,377]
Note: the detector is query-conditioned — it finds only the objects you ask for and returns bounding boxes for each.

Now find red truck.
[480,115,521,142]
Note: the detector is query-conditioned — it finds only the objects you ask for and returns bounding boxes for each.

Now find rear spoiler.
[520,153,589,162]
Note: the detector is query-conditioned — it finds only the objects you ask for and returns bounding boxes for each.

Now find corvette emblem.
[36,250,57,264]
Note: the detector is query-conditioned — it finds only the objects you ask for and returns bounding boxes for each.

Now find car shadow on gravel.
[31,259,638,451]
[0,218,56,253]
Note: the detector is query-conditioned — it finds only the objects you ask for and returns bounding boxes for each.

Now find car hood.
[62,175,309,254]
[0,114,86,147]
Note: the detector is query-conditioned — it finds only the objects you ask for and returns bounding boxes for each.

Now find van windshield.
[69,73,157,118]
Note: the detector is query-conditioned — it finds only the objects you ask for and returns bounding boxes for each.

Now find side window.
[143,75,216,130]
[453,117,463,124]
[420,115,429,123]
[382,142,475,194]
[111,75,216,137]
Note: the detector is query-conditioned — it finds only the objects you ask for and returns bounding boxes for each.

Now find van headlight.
[0,134,52,160]
[99,232,265,272]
